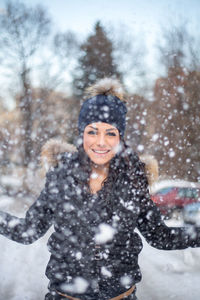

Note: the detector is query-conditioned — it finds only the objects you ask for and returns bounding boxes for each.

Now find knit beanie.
[78,78,127,137]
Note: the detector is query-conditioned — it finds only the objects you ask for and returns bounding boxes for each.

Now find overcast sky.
[17,0,200,33]
[0,0,199,37]
[1,0,199,69]
[0,0,199,105]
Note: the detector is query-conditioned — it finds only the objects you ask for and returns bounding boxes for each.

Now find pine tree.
[73,21,122,97]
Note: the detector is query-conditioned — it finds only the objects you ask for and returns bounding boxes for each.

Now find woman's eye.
[107,132,116,136]
[88,130,96,135]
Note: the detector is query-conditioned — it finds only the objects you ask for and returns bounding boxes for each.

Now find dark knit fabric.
[1,151,200,299]
[78,94,127,136]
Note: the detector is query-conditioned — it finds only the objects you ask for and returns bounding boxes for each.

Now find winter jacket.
[0,143,200,299]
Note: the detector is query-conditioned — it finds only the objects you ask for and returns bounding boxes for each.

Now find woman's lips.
[92,149,110,154]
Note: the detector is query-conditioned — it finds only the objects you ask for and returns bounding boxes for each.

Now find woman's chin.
[90,157,111,166]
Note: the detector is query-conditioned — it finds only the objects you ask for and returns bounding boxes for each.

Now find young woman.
[0,78,200,300]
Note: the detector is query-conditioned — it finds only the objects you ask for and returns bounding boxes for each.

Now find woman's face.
[83,122,120,166]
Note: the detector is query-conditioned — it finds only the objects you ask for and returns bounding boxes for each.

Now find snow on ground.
[137,234,200,300]
[0,197,200,300]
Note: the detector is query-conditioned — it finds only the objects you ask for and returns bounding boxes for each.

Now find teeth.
[93,150,109,154]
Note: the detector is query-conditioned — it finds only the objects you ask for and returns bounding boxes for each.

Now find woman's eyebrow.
[88,126,117,131]
[106,128,117,132]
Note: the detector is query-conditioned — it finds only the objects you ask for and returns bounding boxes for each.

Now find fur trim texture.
[140,154,159,186]
[41,139,77,172]
[85,77,125,100]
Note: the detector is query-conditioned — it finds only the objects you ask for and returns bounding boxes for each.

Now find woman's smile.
[92,149,110,154]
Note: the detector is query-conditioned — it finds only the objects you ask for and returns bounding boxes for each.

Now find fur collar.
[41,139,159,185]
[41,139,77,172]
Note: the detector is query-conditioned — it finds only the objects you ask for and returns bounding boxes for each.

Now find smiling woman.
[1,78,200,300]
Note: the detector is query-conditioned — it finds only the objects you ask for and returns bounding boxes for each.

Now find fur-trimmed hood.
[41,139,159,185]
[41,139,77,172]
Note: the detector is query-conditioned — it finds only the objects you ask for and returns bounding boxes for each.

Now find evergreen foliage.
[73,21,122,97]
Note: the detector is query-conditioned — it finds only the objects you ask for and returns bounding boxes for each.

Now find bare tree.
[37,30,79,91]
[148,66,200,181]
[142,20,200,181]
[157,20,199,72]
[0,0,51,166]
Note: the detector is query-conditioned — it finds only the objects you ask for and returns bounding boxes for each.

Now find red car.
[150,180,200,217]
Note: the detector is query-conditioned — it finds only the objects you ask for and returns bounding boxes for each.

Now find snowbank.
[0,232,50,300]
[137,234,200,300]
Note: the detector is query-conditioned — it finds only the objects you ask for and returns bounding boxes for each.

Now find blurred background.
[0,0,199,197]
[0,1,200,299]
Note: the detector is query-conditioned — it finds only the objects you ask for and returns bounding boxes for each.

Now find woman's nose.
[96,134,106,147]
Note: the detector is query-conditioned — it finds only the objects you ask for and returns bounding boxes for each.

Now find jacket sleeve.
[0,170,57,244]
[136,165,200,250]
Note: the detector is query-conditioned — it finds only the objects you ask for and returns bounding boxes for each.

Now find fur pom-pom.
[85,77,125,100]
[41,139,77,172]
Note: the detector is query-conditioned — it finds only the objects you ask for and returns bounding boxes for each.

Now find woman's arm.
[136,166,200,250]
[0,170,56,244]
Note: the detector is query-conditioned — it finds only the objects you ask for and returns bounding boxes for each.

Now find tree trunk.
[19,69,33,167]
